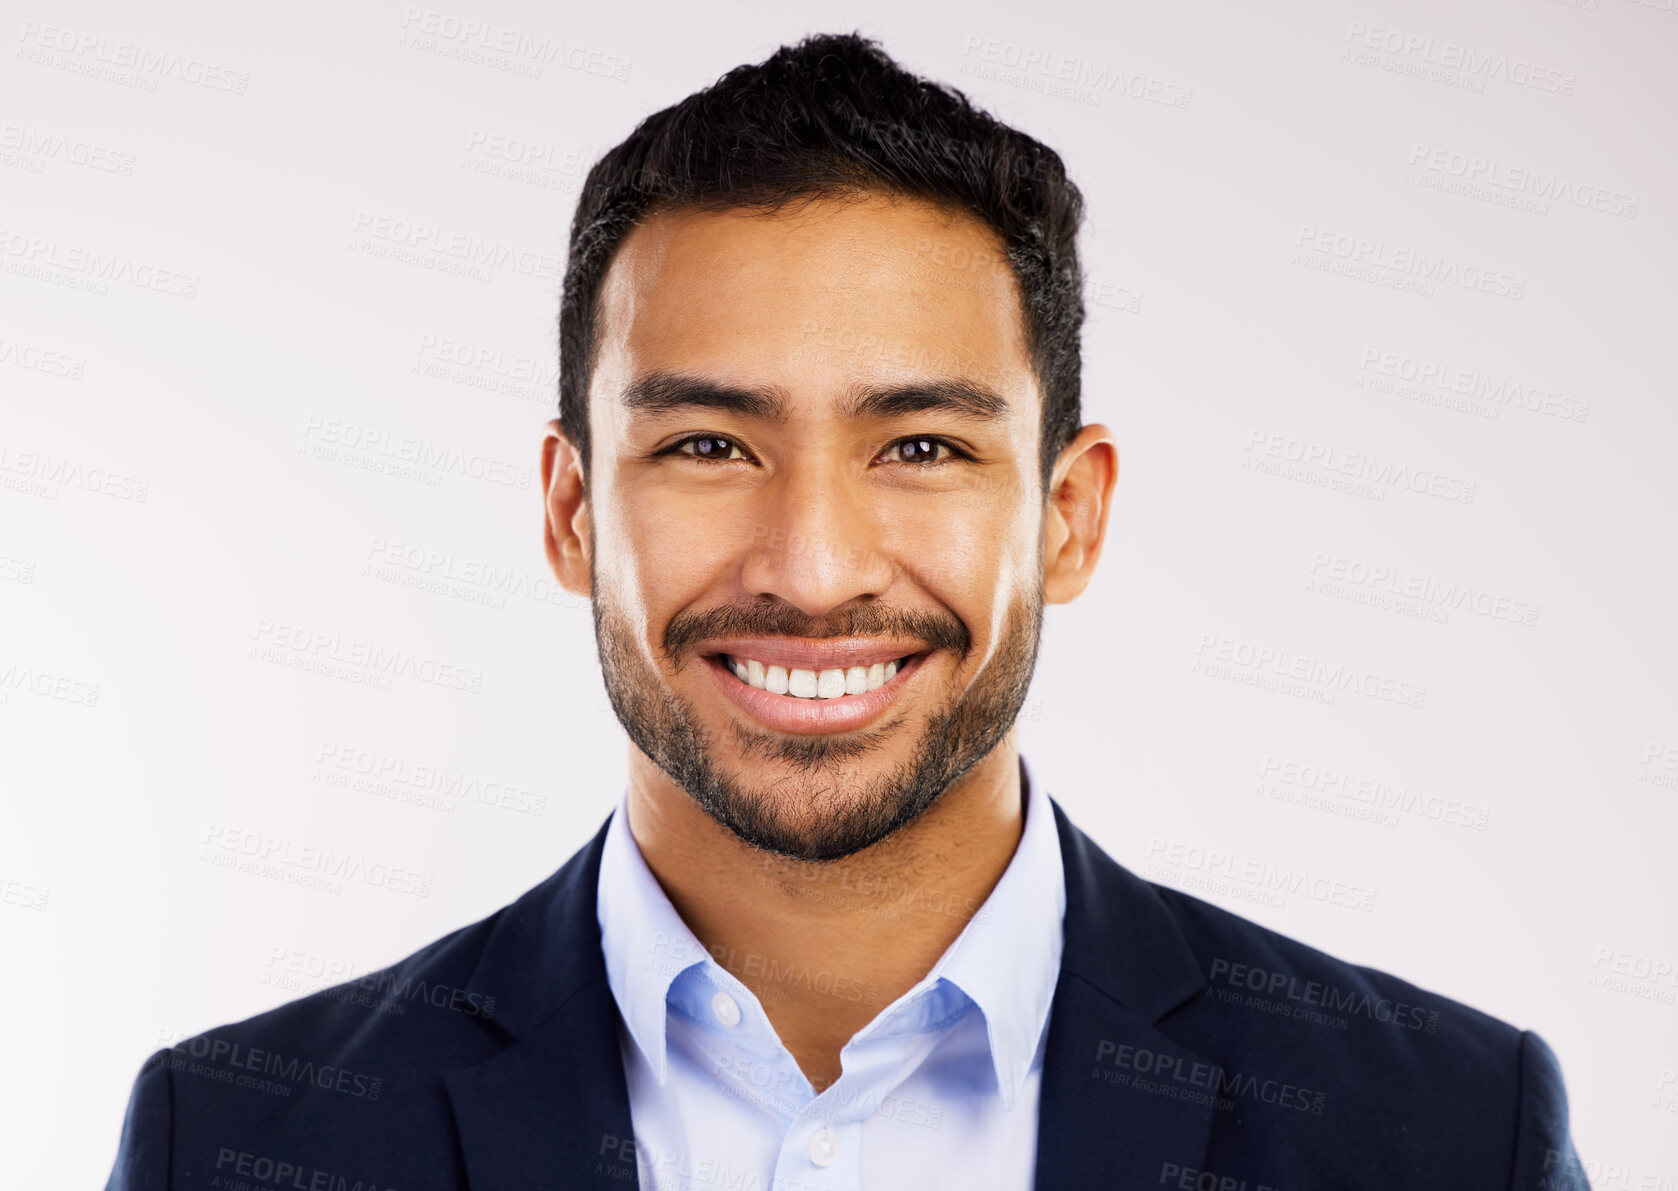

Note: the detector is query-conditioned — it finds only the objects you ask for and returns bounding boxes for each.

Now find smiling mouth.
[713,652,924,700]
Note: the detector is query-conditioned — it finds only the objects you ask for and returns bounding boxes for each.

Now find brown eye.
[680,435,744,461]
[885,437,952,465]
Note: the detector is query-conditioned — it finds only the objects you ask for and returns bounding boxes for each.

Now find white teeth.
[728,655,911,699]
[787,668,818,698]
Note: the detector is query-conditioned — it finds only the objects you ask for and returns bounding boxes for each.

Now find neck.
[624,737,1025,1092]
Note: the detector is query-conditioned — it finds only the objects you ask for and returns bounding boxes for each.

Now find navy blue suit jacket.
[106,800,1590,1189]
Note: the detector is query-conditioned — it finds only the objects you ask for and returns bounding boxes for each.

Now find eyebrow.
[619,371,1010,425]
[620,372,789,421]
[839,378,1008,423]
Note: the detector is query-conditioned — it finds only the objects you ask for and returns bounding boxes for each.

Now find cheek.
[895,495,1038,617]
[594,481,747,624]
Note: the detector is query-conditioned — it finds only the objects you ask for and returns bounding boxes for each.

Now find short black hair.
[558,31,1086,490]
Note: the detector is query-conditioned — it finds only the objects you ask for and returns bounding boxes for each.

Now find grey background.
[1,0,1673,1183]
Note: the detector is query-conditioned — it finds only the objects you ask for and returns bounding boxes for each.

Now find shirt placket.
[687,962,961,1191]
[768,1086,864,1191]
[680,970,853,1191]
[768,1003,951,1191]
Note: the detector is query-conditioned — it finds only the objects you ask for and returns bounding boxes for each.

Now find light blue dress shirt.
[596,757,1066,1191]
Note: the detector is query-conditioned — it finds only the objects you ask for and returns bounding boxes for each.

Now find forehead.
[591,193,1035,410]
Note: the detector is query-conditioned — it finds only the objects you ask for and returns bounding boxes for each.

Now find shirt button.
[710,990,741,1027]
[808,1127,839,1167]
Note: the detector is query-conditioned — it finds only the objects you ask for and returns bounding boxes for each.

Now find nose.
[739,463,898,619]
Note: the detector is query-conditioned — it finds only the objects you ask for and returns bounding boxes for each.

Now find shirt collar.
[596,754,1066,1108]
[922,753,1065,1108]
[596,796,708,1087]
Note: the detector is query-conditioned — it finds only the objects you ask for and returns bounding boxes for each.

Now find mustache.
[663,601,971,662]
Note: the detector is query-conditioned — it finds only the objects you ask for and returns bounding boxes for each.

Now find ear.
[1042,424,1118,605]
[541,420,592,598]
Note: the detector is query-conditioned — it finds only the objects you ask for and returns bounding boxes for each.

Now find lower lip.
[702,652,927,734]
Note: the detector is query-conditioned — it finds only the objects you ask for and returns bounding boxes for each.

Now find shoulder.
[1155,877,1516,1057]
[106,910,507,1189]
[1123,873,1581,1186]
[106,822,614,1188]
[1048,801,1581,1186]
[163,905,508,1082]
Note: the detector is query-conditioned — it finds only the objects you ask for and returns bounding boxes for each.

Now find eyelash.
[662,434,972,467]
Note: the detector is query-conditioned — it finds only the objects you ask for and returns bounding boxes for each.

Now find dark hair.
[558,31,1086,490]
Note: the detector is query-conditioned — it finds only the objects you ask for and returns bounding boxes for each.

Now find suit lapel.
[441,797,1220,1190]
[445,818,641,1190]
[446,979,638,1189]
[1034,799,1219,1189]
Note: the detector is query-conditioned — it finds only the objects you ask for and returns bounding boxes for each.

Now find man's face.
[581,193,1051,862]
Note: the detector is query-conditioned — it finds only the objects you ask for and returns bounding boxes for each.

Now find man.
[107,32,1589,1190]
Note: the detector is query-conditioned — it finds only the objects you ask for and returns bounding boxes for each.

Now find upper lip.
[699,637,927,672]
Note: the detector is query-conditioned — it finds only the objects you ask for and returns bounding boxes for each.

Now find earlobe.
[1042,424,1118,605]
[541,421,592,598]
